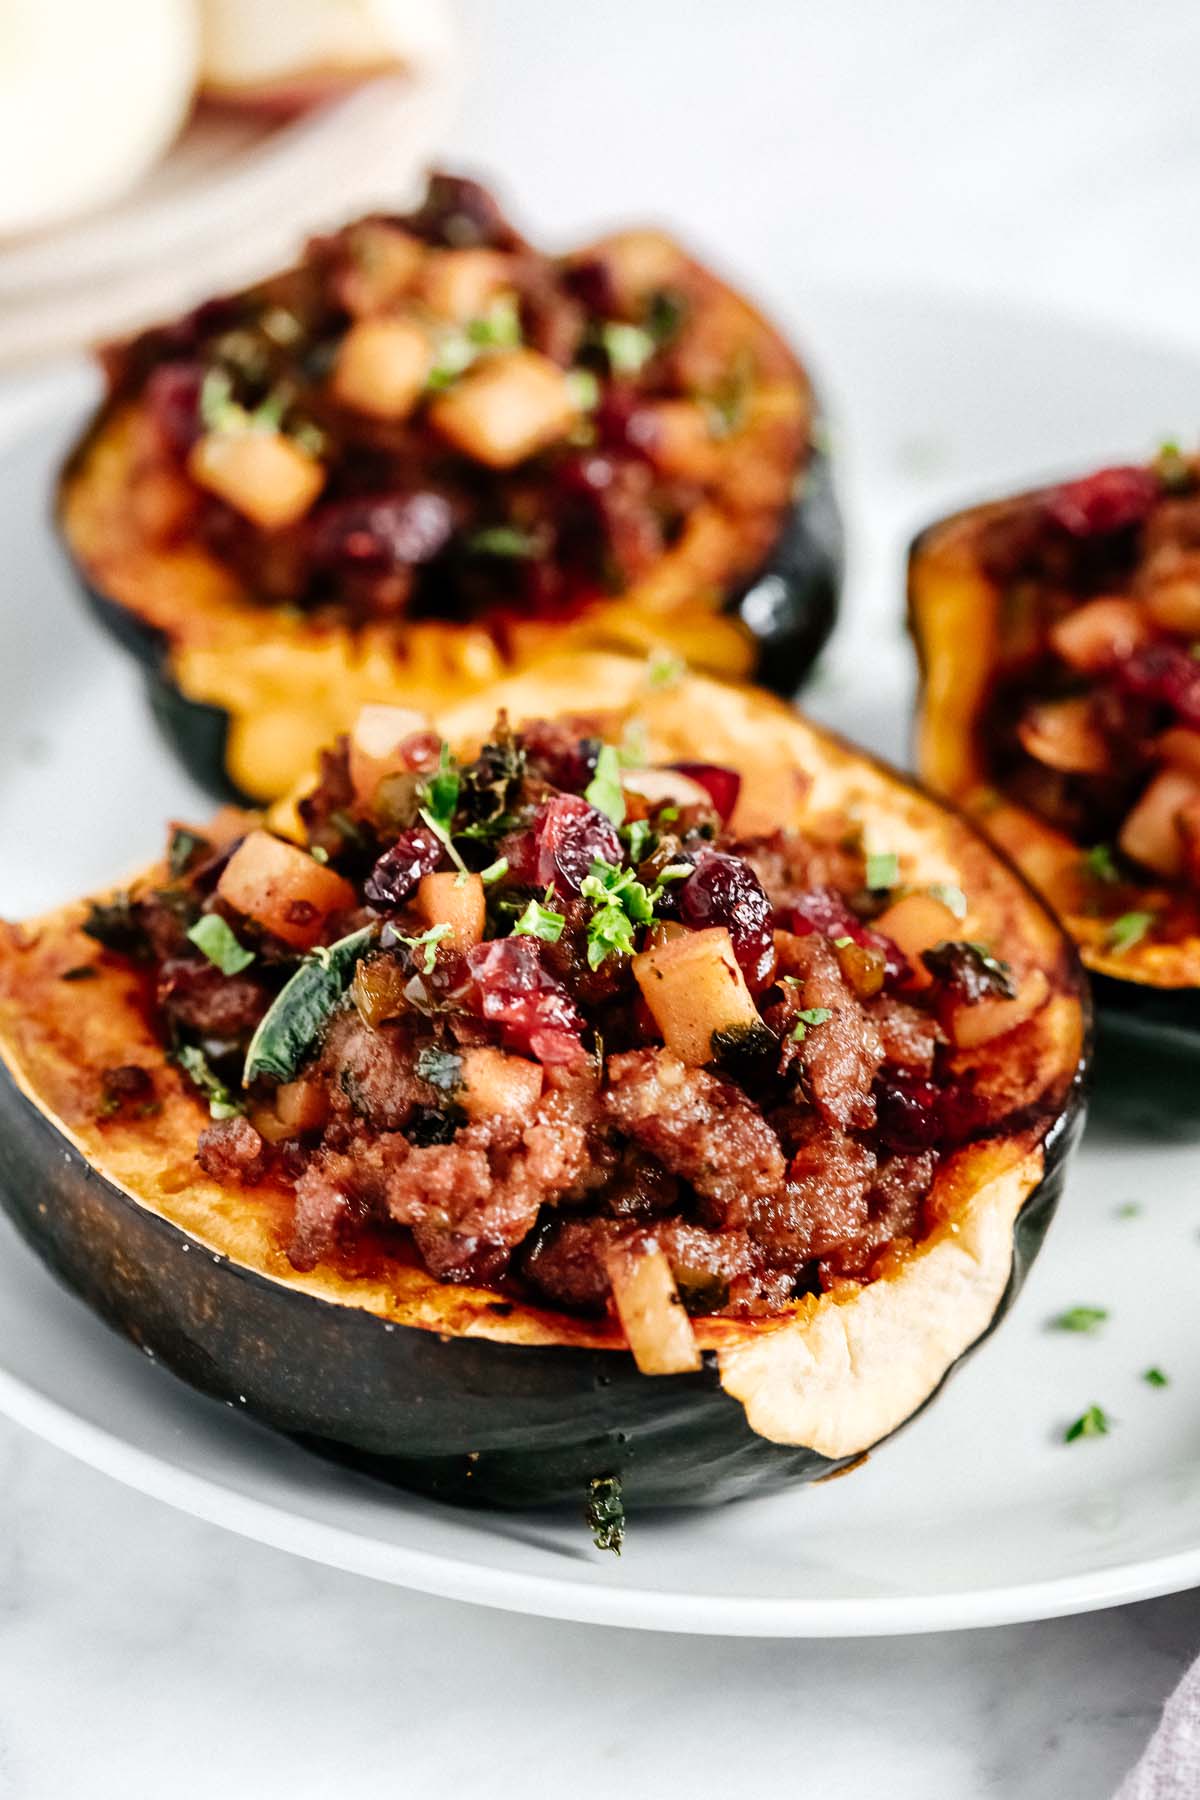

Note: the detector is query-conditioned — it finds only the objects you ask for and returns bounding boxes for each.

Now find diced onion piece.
[217,829,355,949]
[275,1075,329,1132]
[416,251,512,323]
[458,1047,543,1122]
[633,926,760,1065]
[603,1238,701,1376]
[1157,728,1200,781]
[332,317,432,420]
[349,703,432,804]
[1048,597,1150,673]
[337,223,425,316]
[415,871,486,950]
[429,349,577,468]
[1118,768,1200,878]
[873,894,961,990]
[945,968,1050,1049]
[1016,697,1108,774]
[188,430,325,530]
[1145,576,1200,635]
[621,767,711,810]
[642,400,721,479]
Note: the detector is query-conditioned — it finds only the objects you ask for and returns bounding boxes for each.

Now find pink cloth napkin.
[1119,1658,1200,1797]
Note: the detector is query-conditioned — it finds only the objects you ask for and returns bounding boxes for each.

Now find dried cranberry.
[786,888,910,986]
[146,362,205,457]
[308,493,455,573]
[406,174,520,250]
[554,452,617,500]
[364,827,444,909]
[518,718,600,792]
[595,386,659,455]
[875,1077,944,1152]
[1044,466,1160,538]
[670,763,741,823]
[531,794,621,894]
[464,939,585,1062]
[1116,642,1200,729]
[563,256,621,316]
[679,850,769,936]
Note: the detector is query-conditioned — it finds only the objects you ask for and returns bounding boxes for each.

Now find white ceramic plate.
[2,288,1200,1637]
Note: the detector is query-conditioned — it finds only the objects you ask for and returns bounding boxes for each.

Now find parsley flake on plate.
[1064,1404,1111,1443]
[1052,1306,1108,1334]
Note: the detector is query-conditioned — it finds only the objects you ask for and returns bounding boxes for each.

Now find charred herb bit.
[646,287,687,346]
[512,898,566,944]
[407,1105,466,1147]
[921,940,1018,1002]
[168,826,208,880]
[710,1019,778,1080]
[174,1043,244,1120]
[415,1045,463,1094]
[1107,910,1156,955]
[82,892,147,959]
[60,963,98,982]
[459,725,525,829]
[586,1474,626,1556]
[1052,1306,1108,1334]
[865,851,900,892]
[584,744,626,829]
[187,913,255,976]
[790,1005,833,1044]
[1064,1404,1111,1443]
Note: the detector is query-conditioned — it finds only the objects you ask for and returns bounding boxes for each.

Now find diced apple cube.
[188,429,324,530]
[429,349,576,468]
[332,317,432,420]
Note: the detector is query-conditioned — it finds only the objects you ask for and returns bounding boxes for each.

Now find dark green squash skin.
[0,1032,1086,1512]
[58,445,843,806]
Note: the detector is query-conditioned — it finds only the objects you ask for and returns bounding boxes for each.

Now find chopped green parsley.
[392,921,452,973]
[1064,1404,1111,1443]
[186,914,254,976]
[927,882,967,919]
[1084,843,1120,885]
[865,851,899,891]
[600,321,655,375]
[584,744,626,828]
[790,1006,832,1043]
[512,899,566,943]
[1052,1306,1108,1334]
[174,1043,243,1120]
[580,859,656,968]
[1143,1367,1169,1388]
[1107,910,1155,954]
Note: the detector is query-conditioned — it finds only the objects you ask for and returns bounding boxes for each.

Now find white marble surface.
[5,2,1200,1794]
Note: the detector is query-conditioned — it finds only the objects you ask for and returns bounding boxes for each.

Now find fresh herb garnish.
[584,744,626,828]
[1064,1404,1111,1443]
[865,851,900,891]
[421,743,459,832]
[790,1006,832,1043]
[199,369,289,436]
[466,292,521,347]
[1052,1306,1108,1334]
[186,913,255,975]
[425,329,478,391]
[168,827,206,880]
[467,526,538,558]
[1116,1201,1142,1219]
[392,921,453,972]
[585,1474,626,1556]
[646,649,685,690]
[600,321,655,375]
[927,882,968,919]
[646,288,687,345]
[512,899,566,943]
[1084,843,1120,885]
[621,818,653,864]
[309,845,330,865]
[174,1043,244,1120]
[580,859,657,968]
[415,1045,463,1093]
[1108,911,1155,954]
[565,368,600,411]
[243,925,376,1086]
[479,856,510,886]
[1143,1367,1169,1388]
[833,935,854,949]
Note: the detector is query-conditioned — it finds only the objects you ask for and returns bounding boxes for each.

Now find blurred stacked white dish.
[0,0,459,367]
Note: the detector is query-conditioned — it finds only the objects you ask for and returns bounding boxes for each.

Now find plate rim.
[4,289,1200,1636]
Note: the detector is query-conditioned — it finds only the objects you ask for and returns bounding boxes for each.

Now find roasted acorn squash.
[0,657,1087,1510]
[56,175,840,804]
[909,459,1200,1060]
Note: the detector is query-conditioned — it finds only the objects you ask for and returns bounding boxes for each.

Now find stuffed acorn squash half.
[909,451,1200,1054]
[0,657,1087,1512]
[57,172,840,805]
